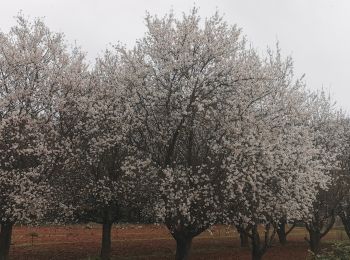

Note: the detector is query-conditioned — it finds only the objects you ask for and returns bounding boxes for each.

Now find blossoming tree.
[220,52,329,259]
[116,9,252,259]
[55,48,154,260]
[0,15,77,259]
[113,8,327,260]
[303,92,349,254]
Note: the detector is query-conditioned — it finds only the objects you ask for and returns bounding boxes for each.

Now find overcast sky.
[1,0,349,111]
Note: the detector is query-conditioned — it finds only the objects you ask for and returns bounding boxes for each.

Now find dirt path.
[8,224,348,259]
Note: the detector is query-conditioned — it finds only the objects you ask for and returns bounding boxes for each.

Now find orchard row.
[0,9,349,260]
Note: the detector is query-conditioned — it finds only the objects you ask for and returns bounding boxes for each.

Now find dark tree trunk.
[305,215,335,255]
[236,225,249,247]
[250,225,264,260]
[240,231,249,247]
[277,221,287,245]
[0,222,13,260]
[277,218,296,245]
[252,248,264,260]
[168,222,208,260]
[100,211,113,260]
[308,230,321,254]
[251,238,264,260]
[251,244,264,260]
[249,224,276,260]
[175,236,193,260]
[340,213,350,239]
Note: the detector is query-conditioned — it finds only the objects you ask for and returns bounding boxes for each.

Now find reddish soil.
[8,224,348,260]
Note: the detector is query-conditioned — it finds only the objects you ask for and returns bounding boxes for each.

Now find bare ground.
[8,224,348,259]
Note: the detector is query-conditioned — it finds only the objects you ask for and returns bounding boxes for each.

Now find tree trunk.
[251,240,264,260]
[305,215,334,255]
[252,249,263,260]
[175,236,193,260]
[277,222,287,245]
[0,222,13,260]
[167,221,208,260]
[250,225,264,260]
[100,211,113,260]
[340,214,350,239]
[308,230,321,254]
[236,225,249,247]
[240,230,249,247]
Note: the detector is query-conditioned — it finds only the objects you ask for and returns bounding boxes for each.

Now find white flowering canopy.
[116,8,340,232]
[0,15,86,224]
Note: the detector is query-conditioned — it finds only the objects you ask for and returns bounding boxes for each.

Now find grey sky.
[1,0,349,111]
